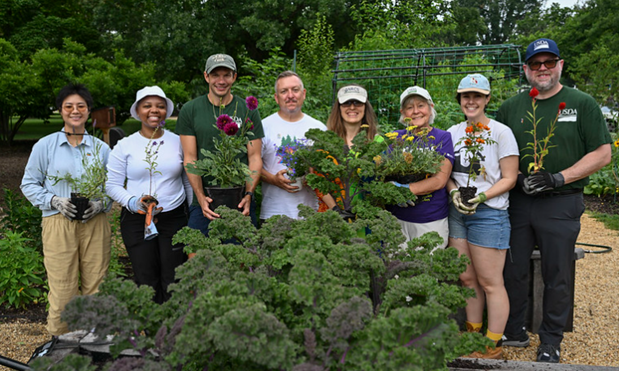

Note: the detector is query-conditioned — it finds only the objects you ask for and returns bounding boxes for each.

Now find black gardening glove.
[332,205,355,223]
[523,171,565,195]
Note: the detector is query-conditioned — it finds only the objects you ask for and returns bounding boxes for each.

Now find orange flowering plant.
[455,122,497,187]
[523,87,566,173]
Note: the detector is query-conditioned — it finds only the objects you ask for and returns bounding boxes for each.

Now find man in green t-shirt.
[176,53,264,235]
[496,38,611,363]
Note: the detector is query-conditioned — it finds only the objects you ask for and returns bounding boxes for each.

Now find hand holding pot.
[273,169,299,193]
[464,192,487,214]
[51,196,77,220]
[82,200,104,222]
[450,190,473,215]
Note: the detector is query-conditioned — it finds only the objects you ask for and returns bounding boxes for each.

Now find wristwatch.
[244,191,254,200]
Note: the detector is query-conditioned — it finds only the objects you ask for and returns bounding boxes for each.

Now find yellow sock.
[486,330,503,344]
[466,321,483,332]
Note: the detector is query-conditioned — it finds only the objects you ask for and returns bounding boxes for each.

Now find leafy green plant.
[57,205,487,370]
[1,188,43,253]
[0,231,47,309]
[46,140,109,201]
[377,125,446,181]
[288,128,412,213]
[185,97,258,188]
[106,207,128,278]
[585,136,619,198]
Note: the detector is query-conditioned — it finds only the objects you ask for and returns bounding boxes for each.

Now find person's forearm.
[561,144,611,185]
[260,168,277,185]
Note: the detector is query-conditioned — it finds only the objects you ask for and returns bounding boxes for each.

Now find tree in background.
[0,38,189,145]
[452,0,543,44]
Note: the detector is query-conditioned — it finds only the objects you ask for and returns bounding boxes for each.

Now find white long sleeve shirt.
[106,129,191,212]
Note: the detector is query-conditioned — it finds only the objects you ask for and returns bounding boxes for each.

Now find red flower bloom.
[223,122,239,136]
[559,102,566,110]
[216,114,233,130]
[246,96,258,111]
[529,87,539,98]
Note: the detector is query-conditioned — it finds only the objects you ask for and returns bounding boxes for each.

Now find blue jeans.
[448,203,511,249]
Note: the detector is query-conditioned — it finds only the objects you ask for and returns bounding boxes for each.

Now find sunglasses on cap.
[341,100,364,107]
[527,59,561,71]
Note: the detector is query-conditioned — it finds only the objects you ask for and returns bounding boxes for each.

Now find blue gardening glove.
[127,196,146,213]
[464,192,487,214]
[450,189,473,215]
[523,171,565,195]
[391,181,415,207]
[51,196,77,220]
[82,200,104,222]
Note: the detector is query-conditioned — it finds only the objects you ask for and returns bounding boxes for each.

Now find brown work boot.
[464,344,503,360]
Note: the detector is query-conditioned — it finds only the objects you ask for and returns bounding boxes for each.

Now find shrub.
[0,231,47,309]
[1,188,43,253]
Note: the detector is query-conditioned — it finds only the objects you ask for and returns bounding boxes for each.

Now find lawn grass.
[589,212,619,231]
[13,116,177,141]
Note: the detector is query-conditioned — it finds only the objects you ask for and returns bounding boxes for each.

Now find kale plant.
[54,205,486,370]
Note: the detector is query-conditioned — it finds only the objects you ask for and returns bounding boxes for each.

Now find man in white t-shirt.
[260,71,326,220]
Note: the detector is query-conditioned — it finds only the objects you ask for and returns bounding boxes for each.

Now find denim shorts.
[448,203,511,249]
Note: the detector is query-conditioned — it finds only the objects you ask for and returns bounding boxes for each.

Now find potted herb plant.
[185,96,258,211]
[47,140,110,220]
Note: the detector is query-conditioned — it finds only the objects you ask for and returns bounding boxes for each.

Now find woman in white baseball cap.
[327,84,378,145]
[446,73,519,359]
[386,86,455,251]
[106,86,193,303]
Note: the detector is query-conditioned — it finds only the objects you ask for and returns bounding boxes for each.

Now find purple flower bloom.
[246,96,258,111]
[152,141,157,146]
[92,119,97,129]
[216,114,233,130]
[223,122,239,136]
[159,140,164,145]
[159,120,166,128]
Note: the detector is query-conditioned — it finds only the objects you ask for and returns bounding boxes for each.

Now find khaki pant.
[41,213,111,335]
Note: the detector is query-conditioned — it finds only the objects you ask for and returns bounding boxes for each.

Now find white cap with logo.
[337,85,368,104]
[400,86,433,106]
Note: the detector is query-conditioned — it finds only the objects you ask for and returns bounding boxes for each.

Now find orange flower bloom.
[476,138,485,144]
[465,125,474,134]
[464,139,473,146]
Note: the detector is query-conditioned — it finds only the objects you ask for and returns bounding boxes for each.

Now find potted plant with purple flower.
[275,138,311,192]
[186,96,258,210]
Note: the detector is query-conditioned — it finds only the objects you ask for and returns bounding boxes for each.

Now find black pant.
[120,202,188,304]
[503,190,584,345]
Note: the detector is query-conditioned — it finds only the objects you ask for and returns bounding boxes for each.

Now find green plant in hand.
[377,123,446,181]
[289,128,412,213]
[185,97,258,188]
[56,205,487,370]
[46,141,109,201]
[0,231,46,309]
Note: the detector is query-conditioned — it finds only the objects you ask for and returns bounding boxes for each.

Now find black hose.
[0,355,31,371]
[576,242,613,254]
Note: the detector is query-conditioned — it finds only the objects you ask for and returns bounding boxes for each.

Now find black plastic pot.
[458,186,477,208]
[70,193,89,221]
[204,186,244,212]
[385,173,428,184]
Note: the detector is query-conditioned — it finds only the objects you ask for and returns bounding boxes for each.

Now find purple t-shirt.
[386,127,454,223]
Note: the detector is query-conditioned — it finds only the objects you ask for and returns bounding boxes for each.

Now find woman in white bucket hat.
[106,86,193,303]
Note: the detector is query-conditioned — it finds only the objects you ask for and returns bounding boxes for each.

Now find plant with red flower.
[523,87,566,173]
[186,97,260,188]
[455,121,496,186]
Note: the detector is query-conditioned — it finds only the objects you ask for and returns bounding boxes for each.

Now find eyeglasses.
[62,104,88,113]
[527,59,561,71]
[341,100,364,108]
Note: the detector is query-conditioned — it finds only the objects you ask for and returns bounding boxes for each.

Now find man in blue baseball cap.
[496,38,611,363]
